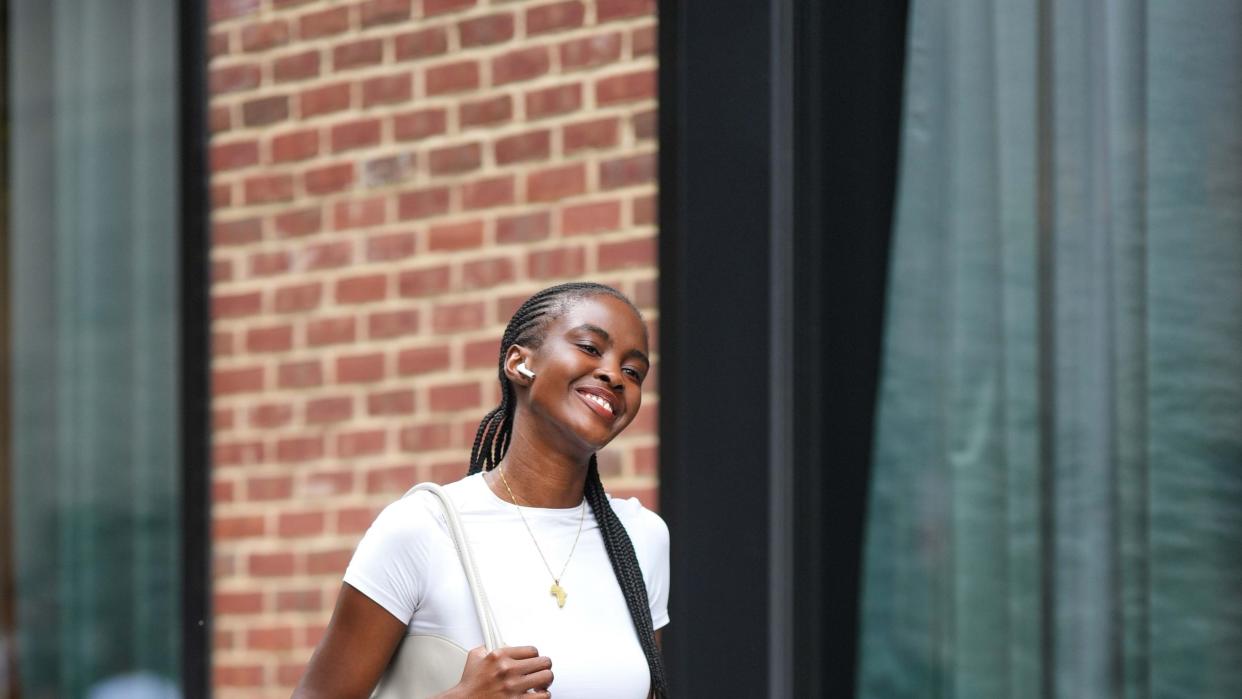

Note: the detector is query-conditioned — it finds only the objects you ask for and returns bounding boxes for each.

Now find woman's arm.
[292,583,406,699]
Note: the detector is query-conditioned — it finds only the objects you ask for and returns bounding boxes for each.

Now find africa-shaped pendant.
[550,581,567,608]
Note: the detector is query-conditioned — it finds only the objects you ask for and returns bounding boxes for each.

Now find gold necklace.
[496,465,585,609]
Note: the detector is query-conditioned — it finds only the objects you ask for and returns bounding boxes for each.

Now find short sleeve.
[343,494,440,624]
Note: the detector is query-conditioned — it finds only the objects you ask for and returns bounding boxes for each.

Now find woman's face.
[516,294,650,453]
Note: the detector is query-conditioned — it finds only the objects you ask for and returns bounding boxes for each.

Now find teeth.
[584,393,614,415]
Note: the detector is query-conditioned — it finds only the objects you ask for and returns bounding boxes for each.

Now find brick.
[597,0,655,22]
[398,265,451,297]
[368,309,421,339]
[399,423,452,451]
[366,231,417,262]
[214,440,265,467]
[462,257,515,289]
[249,402,293,428]
[426,61,479,95]
[599,237,656,270]
[528,246,586,279]
[362,74,411,107]
[249,626,296,653]
[307,548,353,575]
[330,118,381,152]
[214,366,264,395]
[304,162,355,195]
[497,211,550,244]
[210,105,232,133]
[333,38,383,71]
[210,63,260,95]
[464,339,499,368]
[274,282,322,313]
[211,0,260,22]
[274,50,320,83]
[596,69,656,105]
[274,207,322,237]
[215,664,263,688]
[243,173,294,204]
[214,517,266,541]
[307,316,356,347]
[397,187,450,220]
[278,512,325,538]
[209,31,230,58]
[633,109,657,140]
[368,389,416,416]
[214,591,261,617]
[277,588,322,612]
[526,1,584,35]
[306,396,353,424]
[248,551,295,577]
[633,277,658,309]
[278,360,323,388]
[241,20,290,52]
[429,220,481,252]
[395,27,448,61]
[491,47,549,86]
[245,324,293,352]
[527,163,586,202]
[251,248,291,276]
[338,429,386,458]
[211,140,259,172]
[306,240,353,270]
[397,345,451,375]
[213,331,234,357]
[394,108,447,141]
[275,436,324,463]
[333,197,387,230]
[212,259,233,283]
[364,153,416,187]
[361,0,411,26]
[299,82,351,118]
[271,128,319,163]
[495,130,550,165]
[211,182,232,209]
[429,382,481,411]
[562,199,622,235]
[335,274,388,304]
[277,663,306,687]
[432,301,486,333]
[560,33,622,70]
[336,507,379,534]
[460,176,516,209]
[423,0,475,17]
[459,13,514,47]
[337,353,385,383]
[600,152,655,189]
[299,6,350,40]
[213,290,262,318]
[460,95,512,128]
[632,24,657,57]
[563,117,619,153]
[525,83,581,119]
[429,143,482,175]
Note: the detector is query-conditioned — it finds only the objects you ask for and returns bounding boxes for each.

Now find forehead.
[550,295,647,349]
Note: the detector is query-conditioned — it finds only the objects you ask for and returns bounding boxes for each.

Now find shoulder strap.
[403,482,504,650]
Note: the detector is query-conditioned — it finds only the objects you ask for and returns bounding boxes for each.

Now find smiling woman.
[293,282,670,699]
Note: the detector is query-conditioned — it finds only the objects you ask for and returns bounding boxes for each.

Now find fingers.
[497,645,540,660]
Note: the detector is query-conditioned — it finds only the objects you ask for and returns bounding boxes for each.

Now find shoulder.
[606,494,669,553]
[367,475,478,540]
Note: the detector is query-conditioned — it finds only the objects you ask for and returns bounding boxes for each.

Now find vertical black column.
[179,0,211,696]
[659,1,909,696]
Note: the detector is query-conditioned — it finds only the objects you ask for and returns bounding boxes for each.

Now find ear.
[503,345,533,385]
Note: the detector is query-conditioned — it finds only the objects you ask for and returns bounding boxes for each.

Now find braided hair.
[467,282,668,698]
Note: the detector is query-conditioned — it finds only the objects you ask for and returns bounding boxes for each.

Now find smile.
[576,388,619,420]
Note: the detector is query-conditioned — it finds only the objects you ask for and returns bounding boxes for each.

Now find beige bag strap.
[403,482,503,650]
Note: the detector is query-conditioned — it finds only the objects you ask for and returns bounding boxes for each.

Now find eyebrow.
[569,323,650,366]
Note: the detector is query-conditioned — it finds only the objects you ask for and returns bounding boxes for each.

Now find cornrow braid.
[466,282,668,697]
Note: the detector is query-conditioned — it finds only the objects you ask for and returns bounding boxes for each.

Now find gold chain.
[497,465,585,608]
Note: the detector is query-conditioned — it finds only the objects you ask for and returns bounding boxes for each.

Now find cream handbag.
[372,482,504,699]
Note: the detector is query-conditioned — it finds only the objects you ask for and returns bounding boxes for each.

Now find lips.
[575,385,622,420]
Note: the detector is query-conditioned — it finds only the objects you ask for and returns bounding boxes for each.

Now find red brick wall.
[206,0,658,694]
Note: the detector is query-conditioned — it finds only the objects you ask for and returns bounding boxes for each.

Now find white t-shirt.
[344,472,670,699]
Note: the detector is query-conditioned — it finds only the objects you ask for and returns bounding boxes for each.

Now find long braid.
[465,283,669,696]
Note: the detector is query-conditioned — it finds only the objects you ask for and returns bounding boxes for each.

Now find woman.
[294,282,670,698]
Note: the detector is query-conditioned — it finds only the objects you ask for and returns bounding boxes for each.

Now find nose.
[594,364,622,388]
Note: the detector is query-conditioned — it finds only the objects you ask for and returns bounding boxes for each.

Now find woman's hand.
[438,645,554,699]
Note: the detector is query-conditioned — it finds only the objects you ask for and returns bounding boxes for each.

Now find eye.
[577,343,601,356]
[623,367,645,382]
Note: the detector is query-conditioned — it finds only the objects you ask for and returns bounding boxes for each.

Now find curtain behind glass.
[8,1,181,697]
[858,2,1242,698]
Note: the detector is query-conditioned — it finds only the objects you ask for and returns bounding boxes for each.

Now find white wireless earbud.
[516,362,536,380]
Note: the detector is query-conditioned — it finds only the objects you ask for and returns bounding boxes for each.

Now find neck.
[485,413,590,509]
